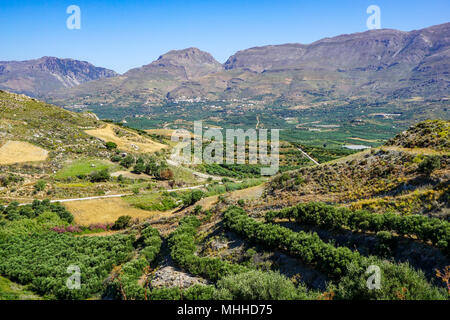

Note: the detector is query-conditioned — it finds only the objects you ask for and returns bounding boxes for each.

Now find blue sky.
[0,0,449,73]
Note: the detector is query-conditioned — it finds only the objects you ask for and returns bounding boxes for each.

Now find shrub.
[112,215,132,230]
[193,205,203,215]
[159,169,174,180]
[110,154,122,162]
[89,168,110,182]
[182,190,204,207]
[0,200,74,224]
[140,225,162,263]
[418,156,441,175]
[294,174,305,185]
[0,174,24,187]
[105,142,118,150]
[375,231,396,257]
[108,226,162,300]
[330,258,447,300]
[183,285,217,300]
[265,202,450,254]
[147,288,182,300]
[132,187,140,195]
[215,270,314,300]
[144,159,158,175]
[132,162,146,174]
[120,155,135,168]
[225,206,359,278]
[34,180,46,192]
[0,233,134,299]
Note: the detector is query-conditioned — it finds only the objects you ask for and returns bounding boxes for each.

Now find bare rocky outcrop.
[151,266,208,289]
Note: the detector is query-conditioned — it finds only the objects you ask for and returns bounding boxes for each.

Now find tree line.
[265,202,450,254]
[224,206,447,299]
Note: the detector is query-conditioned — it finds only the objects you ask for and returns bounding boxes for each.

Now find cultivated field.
[55,159,118,179]
[63,197,162,225]
[85,124,167,153]
[0,141,48,165]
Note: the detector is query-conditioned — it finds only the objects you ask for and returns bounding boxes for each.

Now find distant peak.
[157,47,218,62]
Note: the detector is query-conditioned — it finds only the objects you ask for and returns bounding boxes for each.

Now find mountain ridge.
[0,56,118,98]
[6,22,450,106]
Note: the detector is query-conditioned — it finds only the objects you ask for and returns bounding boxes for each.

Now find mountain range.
[2,23,449,107]
[0,57,117,98]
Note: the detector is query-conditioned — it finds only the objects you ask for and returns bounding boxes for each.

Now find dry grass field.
[110,170,153,180]
[197,184,265,210]
[85,124,167,153]
[64,197,162,225]
[383,146,449,156]
[146,128,198,139]
[228,184,265,201]
[0,140,48,165]
[145,129,176,137]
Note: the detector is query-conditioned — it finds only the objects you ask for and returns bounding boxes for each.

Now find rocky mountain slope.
[46,23,450,107]
[48,48,227,106]
[0,57,118,97]
[126,47,223,80]
[224,23,450,100]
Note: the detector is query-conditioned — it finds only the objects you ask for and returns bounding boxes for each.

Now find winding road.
[297,147,319,165]
[17,181,220,206]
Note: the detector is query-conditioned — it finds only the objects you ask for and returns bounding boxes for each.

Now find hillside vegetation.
[385,120,449,151]
[0,91,178,202]
[0,117,449,300]
[0,90,110,161]
[265,120,449,218]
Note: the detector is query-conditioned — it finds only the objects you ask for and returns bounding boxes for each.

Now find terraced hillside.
[0,117,449,300]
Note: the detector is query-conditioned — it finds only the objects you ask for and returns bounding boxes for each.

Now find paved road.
[167,159,223,181]
[167,182,219,192]
[16,153,248,206]
[18,182,219,206]
[297,147,319,165]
